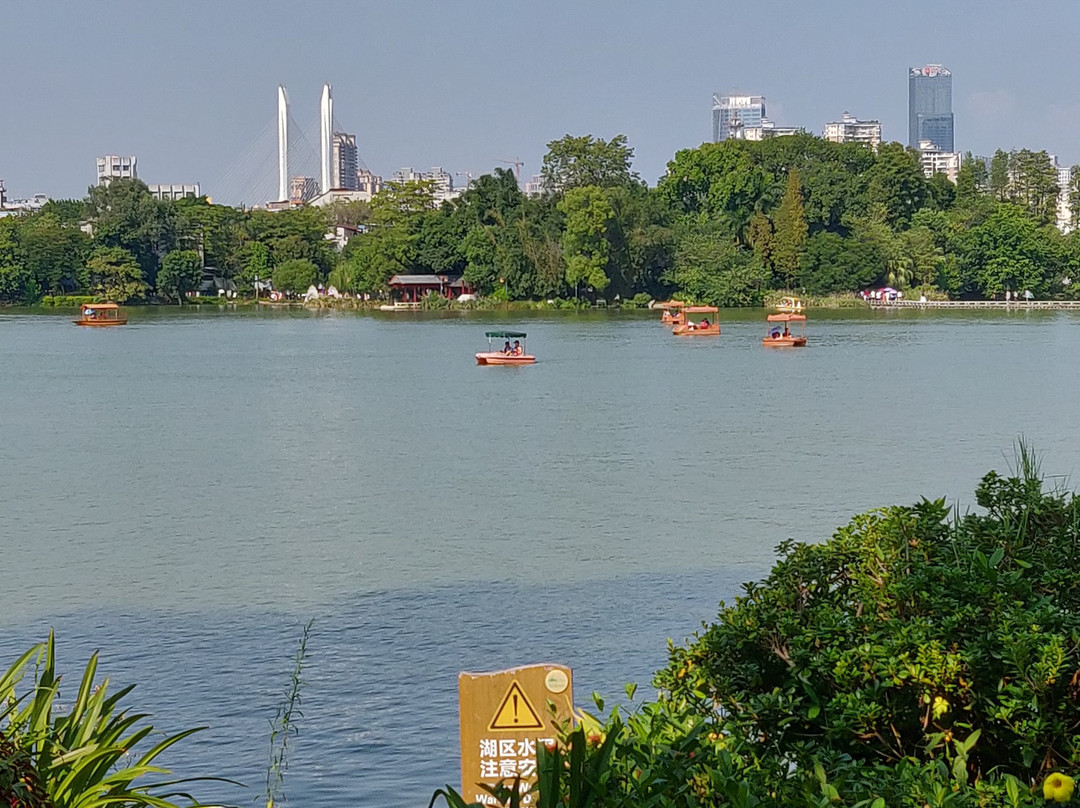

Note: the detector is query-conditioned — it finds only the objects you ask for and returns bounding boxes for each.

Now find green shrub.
[39,295,97,308]
[433,447,1080,807]
[659,444,1080,784]
[1,632,230,808]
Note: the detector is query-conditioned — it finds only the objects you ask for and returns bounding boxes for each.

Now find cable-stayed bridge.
[210,85,371,208]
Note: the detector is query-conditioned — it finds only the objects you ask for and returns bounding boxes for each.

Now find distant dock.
[869,299,1080,310]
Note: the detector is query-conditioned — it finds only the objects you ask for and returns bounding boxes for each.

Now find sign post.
[459,664,574,806]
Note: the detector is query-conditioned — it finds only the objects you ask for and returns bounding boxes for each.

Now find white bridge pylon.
[211,84,365,208]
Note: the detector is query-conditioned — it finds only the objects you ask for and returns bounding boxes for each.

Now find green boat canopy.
[485,331,527,338]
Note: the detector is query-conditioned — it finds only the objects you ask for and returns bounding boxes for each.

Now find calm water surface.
[3,306,1080,807]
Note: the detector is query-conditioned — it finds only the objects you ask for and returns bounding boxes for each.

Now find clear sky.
[3,0,1079,204]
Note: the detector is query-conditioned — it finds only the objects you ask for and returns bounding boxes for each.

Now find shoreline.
[11,297,1080,315]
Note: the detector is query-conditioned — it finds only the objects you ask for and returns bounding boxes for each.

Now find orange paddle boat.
[656,300,686,325]
[475,330,536,365]
[74,302,127,326]
[672,306,720,336]
[763,313,807,347]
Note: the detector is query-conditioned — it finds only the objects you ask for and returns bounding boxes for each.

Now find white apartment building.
[147,184,201,201]
[356,169,383,196]
[523,174,547,197]
[1052,156,1074,234]
[823,112,882,148]
[918,140,962,182]
[391,166,460,202]
[742,118,803,141]
[96,155,137,184]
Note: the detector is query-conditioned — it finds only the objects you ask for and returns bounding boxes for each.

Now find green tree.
[174,197,245,279]
[540,134,638,192]
[85,245,147,302]
[558,185,614,296]
[667,221,767,306]
[957,204,1060,298]
[19,212,91,295]
[989,149,1011,201]
[865,142,927,226]
[954,156,984,203]
[899,225,944,288]
[771,169,808,287]
[925,172,957,211]
[1008,149,1060,225]
[745,211,774,274]
[87,178,180,285]
[0,217,38,303]
[157,249,203,302]
[659,141,771,222]
[239,240,271,293]
[340,180,439,293]
[801,230,884,294]
[272,259,320,294]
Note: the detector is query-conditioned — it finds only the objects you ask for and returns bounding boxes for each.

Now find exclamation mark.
[513,693,519,723]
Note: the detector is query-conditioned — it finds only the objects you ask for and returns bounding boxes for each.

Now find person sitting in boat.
[770,327,782,339]
[700,318,710,329]
[503,340,512,354]
[512,340,522,356]
[782,326,790,337]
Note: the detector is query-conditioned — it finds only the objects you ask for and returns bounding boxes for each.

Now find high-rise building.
[824,112,882,148]
[332,132,359,190]
[712,94,766,142]
[909,65,954,152]
[96,155,137,184]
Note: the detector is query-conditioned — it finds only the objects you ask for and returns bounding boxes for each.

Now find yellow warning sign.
[488,680,544,730]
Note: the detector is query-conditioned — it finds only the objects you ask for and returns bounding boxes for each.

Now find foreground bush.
[437,449,1080,807]
[659,448,1080,785]
[0,632,224,808]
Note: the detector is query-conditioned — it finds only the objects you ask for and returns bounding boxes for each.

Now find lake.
[2,305,1080,807]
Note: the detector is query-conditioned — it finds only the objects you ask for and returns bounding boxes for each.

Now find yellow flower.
[1043,773,1075,802]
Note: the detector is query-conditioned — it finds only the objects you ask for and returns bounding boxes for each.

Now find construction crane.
[495,159,524,182]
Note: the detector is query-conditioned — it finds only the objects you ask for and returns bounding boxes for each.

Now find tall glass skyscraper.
[908,65,954,152]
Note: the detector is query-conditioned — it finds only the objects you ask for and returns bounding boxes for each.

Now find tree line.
[3,133,1080,305]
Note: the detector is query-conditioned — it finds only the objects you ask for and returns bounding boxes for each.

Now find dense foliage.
[4,136,1080,306]
[439,450,1080,807]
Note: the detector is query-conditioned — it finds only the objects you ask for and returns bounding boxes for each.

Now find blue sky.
[3,0,1078,204]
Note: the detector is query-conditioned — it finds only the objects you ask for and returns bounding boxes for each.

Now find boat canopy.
[684,306,718,314]
[485,331,527,338]
[656,300,686,309]
[766,313,806,322]
[83,302,120,309]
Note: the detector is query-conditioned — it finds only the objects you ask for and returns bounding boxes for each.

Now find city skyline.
[4,0,1080,203]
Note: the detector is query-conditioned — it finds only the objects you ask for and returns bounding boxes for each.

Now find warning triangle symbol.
[488,680,544,730]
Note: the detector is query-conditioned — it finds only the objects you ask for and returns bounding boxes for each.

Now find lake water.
[3,306,1080,807]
